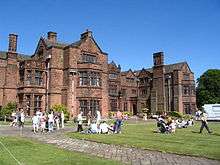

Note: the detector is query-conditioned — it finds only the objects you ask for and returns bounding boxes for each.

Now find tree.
[0,102,16,121]
[196,69,220,108]
[51,104,70,121]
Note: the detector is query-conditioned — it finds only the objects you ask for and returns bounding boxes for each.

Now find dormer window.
[81,53,97,64]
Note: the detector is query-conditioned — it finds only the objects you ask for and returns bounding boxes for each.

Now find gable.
[79,37,103,54]
[126,69,136,78]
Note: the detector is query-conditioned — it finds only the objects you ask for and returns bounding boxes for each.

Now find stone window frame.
[34,95,42,112]
[81,53,97,64]
[79,100,100,116]
[79,71,101,87]
[109,73,118,79]
[34,70,43,86]
[109,84,117,96]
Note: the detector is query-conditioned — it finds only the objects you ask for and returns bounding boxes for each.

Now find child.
[32,113,39,133]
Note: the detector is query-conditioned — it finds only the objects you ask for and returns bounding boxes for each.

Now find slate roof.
[131,62,188,76]
[43,38,69,48]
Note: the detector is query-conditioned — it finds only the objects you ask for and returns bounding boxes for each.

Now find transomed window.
[183,74,190,80]
[81,54,97,63]
[124,102,127,111]
[132,89,136,94]
[126,78,135,83]
[79,100,99,116]
[34,95,42,112]
[109,73,117,79]
[183,85,190,95]
[139,78,148,85]
[110,99,117,111]
[79,72,88,86]
[121,89,126,96]
[141,89,147,95]
[26,70,32,85]
[183,103,191,114]
[109,85,117,95]
[79,71,101,87]
[35,70,43,85]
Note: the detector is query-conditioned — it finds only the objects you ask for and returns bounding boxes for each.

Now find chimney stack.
[47,31,57,42]
[8,34,18,52]
[80,29,92,40]
[153,52,164,66]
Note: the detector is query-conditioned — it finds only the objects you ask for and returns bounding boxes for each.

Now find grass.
[68,121,220,160]
[0,136,122,165]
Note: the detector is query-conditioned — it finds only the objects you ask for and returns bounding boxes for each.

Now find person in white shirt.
[19,109,25,128]
[48,111,54,132]
[96,110,101,125]
[90,122,98,133]
[40,113,47,133]
[61,111,65,128]
[199,112,212,134]
[99,121,111,134]
[77,111,83,132]
[32,113,39,133]
[55,115,60,130]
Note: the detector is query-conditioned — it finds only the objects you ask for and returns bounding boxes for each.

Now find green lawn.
[0,136,122,165]
[68,121,220,160]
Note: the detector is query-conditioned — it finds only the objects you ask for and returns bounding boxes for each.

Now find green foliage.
[183,114,193,120]
[167,111,183,118]
[108,111,115,118]
[196,69,220,108]
[0,102,16,118]
[51,104,70,121]
[122,111,132,116]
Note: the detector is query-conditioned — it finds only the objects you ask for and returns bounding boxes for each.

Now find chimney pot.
[80,30,92,39]
[47,31,57,42]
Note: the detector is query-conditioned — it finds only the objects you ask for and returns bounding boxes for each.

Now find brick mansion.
[0,30,196,117]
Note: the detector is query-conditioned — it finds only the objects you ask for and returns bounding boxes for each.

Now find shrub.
[0,102,16,119]
[108,111,115,118]
[123,111,132,116]
[183,114,193,120]
[167,111,183,118]
[51,104,70,121]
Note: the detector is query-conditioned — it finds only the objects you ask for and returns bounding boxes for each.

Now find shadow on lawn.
[191,131,220,136]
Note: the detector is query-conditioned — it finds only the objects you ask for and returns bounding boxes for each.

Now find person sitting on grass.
[99,121,114,134]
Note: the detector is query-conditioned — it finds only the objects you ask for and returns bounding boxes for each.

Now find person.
[40,113,47,133]
[156,116,168,133]
[115,109,123,133]
[168,120,176,133]
[10,111,17,127]
[99,121,112,134]
[195,109,202,120]
[77,111,83,132]
[61,111,65,128]
[48,111,54,132]
[32,113,39,133]
[19,108,25,128]
[96,110,101,125]
[90,121,99,134]
[55,114,60,130]
[86,110,92,126]
[199,112,212,134]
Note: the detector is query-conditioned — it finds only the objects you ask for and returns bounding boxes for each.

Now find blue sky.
[0,0,219,79]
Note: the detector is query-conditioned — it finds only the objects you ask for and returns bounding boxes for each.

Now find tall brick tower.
[3,34,18,105]
[151,52,166,114]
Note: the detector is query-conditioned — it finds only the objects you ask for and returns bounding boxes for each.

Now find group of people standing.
[32,110,65,133]
[10,108,25,128]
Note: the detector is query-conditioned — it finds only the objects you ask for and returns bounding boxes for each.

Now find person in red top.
[115,110,123,133]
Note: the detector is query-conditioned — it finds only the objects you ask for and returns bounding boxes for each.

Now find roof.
[0,51,31,60]
[131,62,188,76]
[0,51,7,59]
[43,38,69,48]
